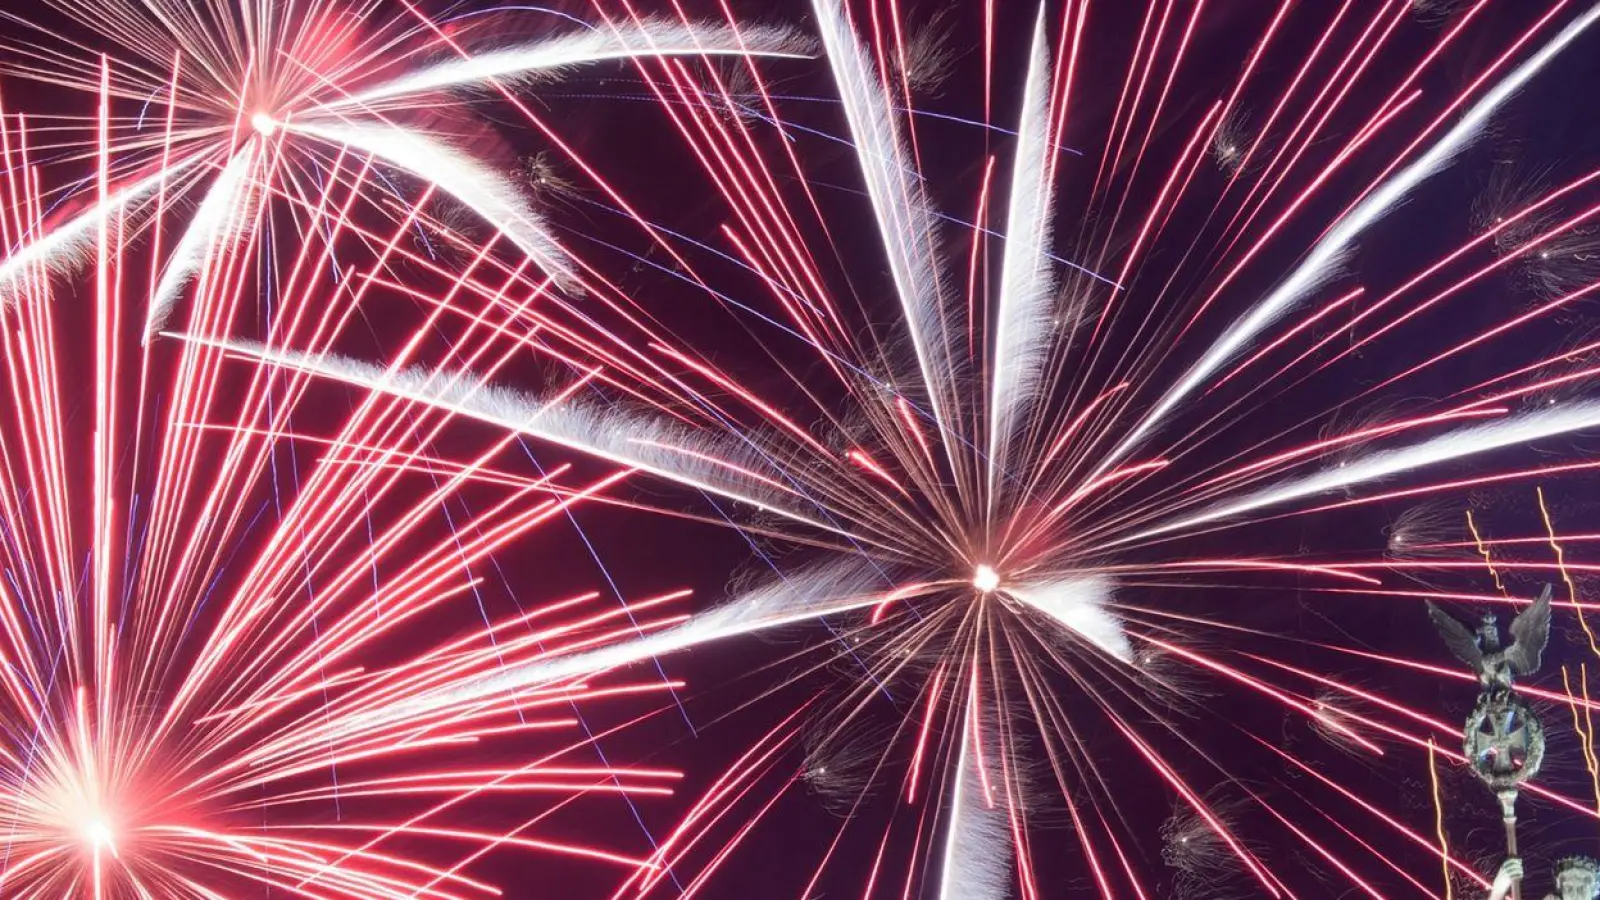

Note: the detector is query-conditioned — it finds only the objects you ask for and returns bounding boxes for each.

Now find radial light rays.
[0,102,693,896]
[16,0,1600,897]
[0,5,810,336]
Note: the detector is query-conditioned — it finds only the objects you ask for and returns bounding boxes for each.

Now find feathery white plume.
[1128,400,1600,542]
[937,715,1013,900]
[987,9,1058,500]
[478,557,885,690]
[1104,2,1600,470]
[170,335,840,532]
[320,21,813,111]
[0,154,207,304]
[145,148,256,338]
[1009,575,1130,662]
[811,0,956,441]
[364,557,888,723]
[287,118,578,286]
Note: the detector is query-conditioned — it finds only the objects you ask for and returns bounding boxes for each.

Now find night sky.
[6,0,1600,897]
[499,3,1600,896]
[515,3,1600,895]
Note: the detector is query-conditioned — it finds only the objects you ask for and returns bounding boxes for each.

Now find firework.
[0,0,809,336]
[0,102,710,897]
[193,0,1600,896]
[1161,793,1255,899]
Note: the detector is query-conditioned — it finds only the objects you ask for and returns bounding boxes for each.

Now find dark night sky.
[466,2,1600,897]
[515,2,1600,897]
[8,0,1600,897]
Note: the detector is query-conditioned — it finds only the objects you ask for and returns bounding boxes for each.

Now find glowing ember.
[83,818,116,856]
[973,564,1001,593]
[249,111,278,137]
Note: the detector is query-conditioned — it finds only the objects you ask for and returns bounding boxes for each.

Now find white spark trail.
[171,336,841,533]
[0,153,207,303]
[1124,400,1600,542]
[317,22,813,112]
[987,10,1057,506]
[370,558,889,722]
[145,147,255,337]
[811,0,957,448]
[937,713,1012,900]
[1009,575,1131,662]
[1102,2,1600,470]
[286,118,578,287]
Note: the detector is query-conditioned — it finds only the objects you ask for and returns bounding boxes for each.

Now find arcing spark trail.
[0,0,808,333]
[0,102,708,895]
[197,0,1600,896]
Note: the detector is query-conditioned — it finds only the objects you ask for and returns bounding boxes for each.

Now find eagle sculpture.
[1428,584,1553,694]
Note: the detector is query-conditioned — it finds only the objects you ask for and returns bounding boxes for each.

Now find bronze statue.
[1430,585,1556,900]
[1429,584,1553,695]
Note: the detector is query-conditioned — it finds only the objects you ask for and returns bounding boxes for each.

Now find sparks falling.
[0,0,810,335]
[164,0,1600,896]
[0,99,716,896]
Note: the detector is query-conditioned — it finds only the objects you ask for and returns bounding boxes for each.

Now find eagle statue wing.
[1428,601,1484,670]
[1506,584,1553,676]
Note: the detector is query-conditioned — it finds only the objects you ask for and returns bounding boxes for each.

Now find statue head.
[1478,612,1501,651]
[1553,856,1600,900]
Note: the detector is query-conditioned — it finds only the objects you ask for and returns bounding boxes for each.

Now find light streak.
[0,4,806,336]
[1561,666,1600,815]
[936,712,1011,900]
[1427,739,1453,900]
[164,1,1600,895]
[1539,485,1597,653]
[0,109,683,896]
[1103,2,1600,472]
[1467,509,1508,594]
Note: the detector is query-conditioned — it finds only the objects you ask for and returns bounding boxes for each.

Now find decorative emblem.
[1463,690,1545,792]
[1428,584,1553,694]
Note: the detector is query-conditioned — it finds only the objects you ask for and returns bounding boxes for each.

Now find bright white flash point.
[973,564,1001,593]
[84,818,115,853]
[251,112,279,137]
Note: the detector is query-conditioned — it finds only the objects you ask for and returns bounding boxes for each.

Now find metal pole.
[1500,789,1520,900]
